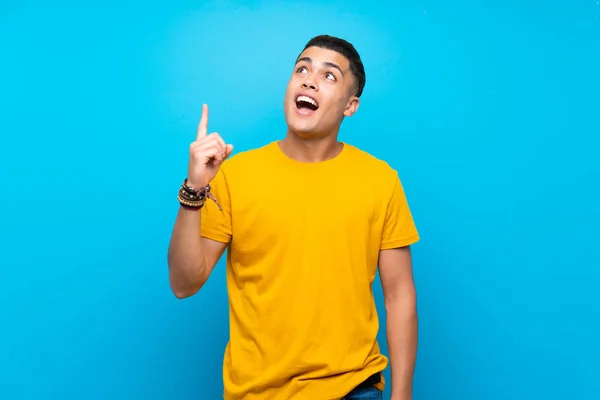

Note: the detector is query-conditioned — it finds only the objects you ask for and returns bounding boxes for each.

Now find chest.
[227,171,385,247]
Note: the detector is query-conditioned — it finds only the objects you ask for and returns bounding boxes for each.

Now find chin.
[287,114,323,135]
[287,122,317,137]
[284,108,313,133]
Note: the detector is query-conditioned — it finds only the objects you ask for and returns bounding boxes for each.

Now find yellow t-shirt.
[200,141,419,400]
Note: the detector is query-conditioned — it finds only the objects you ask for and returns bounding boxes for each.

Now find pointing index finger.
[197,103,208,140]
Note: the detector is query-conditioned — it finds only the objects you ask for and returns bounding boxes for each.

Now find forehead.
[295,46,350,71]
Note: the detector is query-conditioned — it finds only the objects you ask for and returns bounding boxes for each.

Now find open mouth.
[296,95,319,112]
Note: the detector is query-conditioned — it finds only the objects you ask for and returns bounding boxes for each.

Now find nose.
[301,74,318,90]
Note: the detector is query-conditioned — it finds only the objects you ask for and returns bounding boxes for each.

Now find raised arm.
[168,209,228,298]
[167,104,234,298]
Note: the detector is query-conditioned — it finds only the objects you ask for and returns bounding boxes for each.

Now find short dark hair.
[300,34,366,97]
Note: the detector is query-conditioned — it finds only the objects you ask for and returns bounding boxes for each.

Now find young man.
[168,35,420,400]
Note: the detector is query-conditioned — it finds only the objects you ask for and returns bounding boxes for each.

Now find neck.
[279,131,343,163]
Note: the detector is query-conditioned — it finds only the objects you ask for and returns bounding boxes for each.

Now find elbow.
[173,291,193,300]
[172,284,193,299]
[385,298,418,317]
[385,294,418,328]
[167,256,206,299]
[168,266,204,299]
[384,284,417,312]
[170,282,200,299]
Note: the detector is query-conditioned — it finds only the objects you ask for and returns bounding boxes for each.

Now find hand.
[187,104,234,188]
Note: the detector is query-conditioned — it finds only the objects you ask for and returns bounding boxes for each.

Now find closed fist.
[187,104,234,188]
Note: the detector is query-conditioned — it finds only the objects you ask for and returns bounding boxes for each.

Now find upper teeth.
[297,95,317,107]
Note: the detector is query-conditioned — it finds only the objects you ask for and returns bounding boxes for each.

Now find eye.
[325,72,336,81]
[296,66,308,74]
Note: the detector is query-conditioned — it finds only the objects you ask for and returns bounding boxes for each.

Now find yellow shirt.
[200,141,419,400]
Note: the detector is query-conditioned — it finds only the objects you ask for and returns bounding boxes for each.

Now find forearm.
[385,294,418,399]
[167,207,209,298]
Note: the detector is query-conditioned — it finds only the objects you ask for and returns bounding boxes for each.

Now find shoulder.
[343,143,400,181]
[342,144,407,205]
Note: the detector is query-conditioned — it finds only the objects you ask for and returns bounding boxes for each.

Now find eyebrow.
[295,56,345,77]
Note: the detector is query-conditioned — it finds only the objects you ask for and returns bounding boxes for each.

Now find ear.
[343,96,360,117]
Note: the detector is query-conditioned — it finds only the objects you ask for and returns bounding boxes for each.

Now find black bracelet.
[179,179,222,211]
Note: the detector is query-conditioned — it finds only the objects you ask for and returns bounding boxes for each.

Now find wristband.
[178,179,222,211]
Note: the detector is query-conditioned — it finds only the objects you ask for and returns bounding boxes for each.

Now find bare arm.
[168,103,233,299]
[379,246,418,400]
[167,206,228,298]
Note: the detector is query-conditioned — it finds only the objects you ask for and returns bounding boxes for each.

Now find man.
[168,35,420,400]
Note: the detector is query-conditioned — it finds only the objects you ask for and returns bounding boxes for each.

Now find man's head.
[283,35,366,139]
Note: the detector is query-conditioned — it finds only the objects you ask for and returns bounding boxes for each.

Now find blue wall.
[1,1,598,399]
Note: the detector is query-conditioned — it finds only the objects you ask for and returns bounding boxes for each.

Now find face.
[283,46,360,139]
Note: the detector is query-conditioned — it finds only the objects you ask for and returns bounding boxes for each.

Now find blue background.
[1,1,599,399]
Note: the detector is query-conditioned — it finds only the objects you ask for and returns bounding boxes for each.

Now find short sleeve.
[200,168,232,243]
[380,175,420,249]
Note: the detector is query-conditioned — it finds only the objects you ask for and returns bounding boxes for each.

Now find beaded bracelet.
[178,179,222,211]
